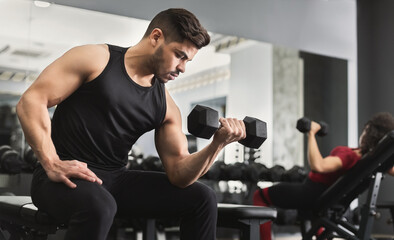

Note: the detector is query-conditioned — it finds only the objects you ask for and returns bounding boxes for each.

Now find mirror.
[0,0,349,171]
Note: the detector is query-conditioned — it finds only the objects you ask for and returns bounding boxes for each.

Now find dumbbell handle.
[239,116,267,149]
[190,116,256,139]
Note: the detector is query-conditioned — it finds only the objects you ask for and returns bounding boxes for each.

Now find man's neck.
[124,44,155,87]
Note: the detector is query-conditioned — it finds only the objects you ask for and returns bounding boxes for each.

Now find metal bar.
[357,172,383,240]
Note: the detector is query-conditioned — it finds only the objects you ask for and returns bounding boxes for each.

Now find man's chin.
[156,77,169,84]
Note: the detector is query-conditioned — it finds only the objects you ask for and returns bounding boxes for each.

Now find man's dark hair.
[143,8,210,49]
[360,112,394,155]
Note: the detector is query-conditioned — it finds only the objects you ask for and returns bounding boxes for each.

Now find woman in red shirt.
[253,112,394,240]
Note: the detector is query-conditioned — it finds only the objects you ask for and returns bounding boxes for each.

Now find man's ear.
[150,28,164,47]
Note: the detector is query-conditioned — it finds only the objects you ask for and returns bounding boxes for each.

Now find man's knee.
[192,182,217,211]
[84,193,117,221]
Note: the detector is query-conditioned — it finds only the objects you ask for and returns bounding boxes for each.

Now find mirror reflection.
[0,0,348,171]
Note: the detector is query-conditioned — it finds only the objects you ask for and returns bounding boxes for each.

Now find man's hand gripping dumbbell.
[187,105,267,149]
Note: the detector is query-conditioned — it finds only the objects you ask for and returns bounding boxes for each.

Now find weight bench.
[0,196,276,240]
[300,130,394,240]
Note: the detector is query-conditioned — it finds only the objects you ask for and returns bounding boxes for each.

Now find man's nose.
[177,61,185,73]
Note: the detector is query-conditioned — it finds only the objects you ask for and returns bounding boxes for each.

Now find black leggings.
[266,178,328,209]
[31,165,217,240]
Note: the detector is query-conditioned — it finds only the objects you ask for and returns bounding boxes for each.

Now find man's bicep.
[30,65,82,107]
[155,117,189,171]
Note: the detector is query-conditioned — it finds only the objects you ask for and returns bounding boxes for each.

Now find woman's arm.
[307,121,343,173]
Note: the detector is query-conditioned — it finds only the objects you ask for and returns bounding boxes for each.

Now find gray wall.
[300,52,348,163]
[272,46,304,168]
[357,0,394,234]
[357,0,394,126]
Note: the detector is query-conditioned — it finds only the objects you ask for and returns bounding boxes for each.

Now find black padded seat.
[218,203,277,220]
[0,196,61,234]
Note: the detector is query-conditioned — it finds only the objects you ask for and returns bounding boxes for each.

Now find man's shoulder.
[69,43,106,50]
[62,44,109,62]
[64,44,110,82]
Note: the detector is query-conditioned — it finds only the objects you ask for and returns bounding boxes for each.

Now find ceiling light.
[34,1,51,8]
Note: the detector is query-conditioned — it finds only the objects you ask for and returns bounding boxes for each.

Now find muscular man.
[17,8,246,240]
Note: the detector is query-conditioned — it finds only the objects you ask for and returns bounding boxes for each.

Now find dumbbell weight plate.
[239,117,267,149]
[0,145,12,159]
[281,165,307,182]
[187,105,219,139]
[268,165,286,182]
[0,145,15,173]
[24,147,38,170]
[316,121,329,136]
[0,150,23,174]
[296,117,311,133]
[296,117,328,136]
[204,161,224,180]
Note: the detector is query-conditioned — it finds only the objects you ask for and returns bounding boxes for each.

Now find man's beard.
[151,46,180,83]
[151,46,166,83]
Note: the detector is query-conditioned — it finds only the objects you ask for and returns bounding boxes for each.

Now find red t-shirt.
[308,146,361,186]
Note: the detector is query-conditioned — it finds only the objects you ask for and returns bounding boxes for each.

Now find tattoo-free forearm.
[166,141,224,188]
[16,94,59,169]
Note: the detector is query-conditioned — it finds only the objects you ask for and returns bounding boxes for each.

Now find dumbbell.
[0,145,23,174]
[0,145,11,159]
[243,162,260,182]
[281,165,307,182]
[140,156,164,172]
[203,160,225,180]
[187,105,267,149]
[24,146,39,171]
[296,117,328,137]
[267,165,286,182]
[222,162,246,180]
[255,163,270,181]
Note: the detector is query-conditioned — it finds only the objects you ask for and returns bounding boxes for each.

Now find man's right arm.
[16,45,106,188]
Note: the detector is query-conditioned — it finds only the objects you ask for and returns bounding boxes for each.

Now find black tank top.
[51,44,167,169]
